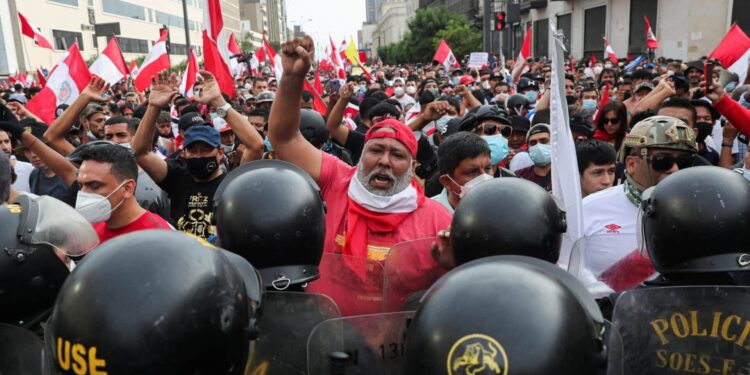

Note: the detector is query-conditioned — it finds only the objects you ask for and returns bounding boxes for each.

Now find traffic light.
[495,11,506,31]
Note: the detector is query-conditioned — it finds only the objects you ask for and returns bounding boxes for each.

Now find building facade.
[266,0,287,45]
[0,0,243,76]
[502,0,750,62]
[366,0,385,23]
[367,0,420,59]
[239,0,269,36]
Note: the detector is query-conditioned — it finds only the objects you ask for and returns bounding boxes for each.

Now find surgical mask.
[604,63,613,69]
[244,83,251,90]
[435,115,455,134]
[525,90,538,104]
[394,87,405,97]
[186,156,219,180]
[210,113,219,120]
[406,86,417,95]
[359,84,367,92]
[118,142,132,149]
[581,99,597,114]
[75,181,128,224]
[222,143,235,153]
[481,81,491,90]
[448,173,494,199]
[529,144,552,166]
[482,135,509,165]
[726,81,737,92]
[427,88,439,97]
[593,66,603,75]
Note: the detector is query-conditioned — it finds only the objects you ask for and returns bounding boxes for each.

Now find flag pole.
[20,35,33,80]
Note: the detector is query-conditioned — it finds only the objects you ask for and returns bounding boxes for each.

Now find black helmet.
[300,108,328,148]
[458,104,511,132]
[45,230,261,375]
[450,178,567,265]
[506,93,531,115]
[215,159,326,290]
[404,256,607,374]
[0,195,97,326]
[640,166,750,274]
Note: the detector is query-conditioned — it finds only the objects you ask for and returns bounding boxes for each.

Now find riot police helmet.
[450,178,567,265]
[214,159,326,290]
[458,104,511,132]
[45,230,261,375]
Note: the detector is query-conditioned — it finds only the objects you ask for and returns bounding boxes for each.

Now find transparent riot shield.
[382,238,445,312]
[567,234,656,294]
[0,323,44,375]
[604,320,624,375]
[613,286,750,374]
[306,311,414,375]
[304,253,384,317]
[245,292,341,375]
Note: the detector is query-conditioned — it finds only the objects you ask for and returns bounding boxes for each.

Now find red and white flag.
[27,42,91,124]
[709,24,750,85]
[89,37,129,85]
[249,51,260,76]
[343,102,359,130]
[134,29,171,92]
[330,37,347,80]
[303,79,328,116]
[179,48,199,98]
[511,26,532,78]
[644,16,659,50]
[18,12,54,50]
[9,72,28,87]
[433,39,459,71]
[263,35,283,80]
[603,37,617,63]
[313,66,323,94]
[36,68,46,88]
[227,33,244,78]
[202,0,235,97]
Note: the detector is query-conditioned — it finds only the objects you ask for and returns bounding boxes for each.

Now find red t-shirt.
[94,210,174,243]
[318,152,452,260]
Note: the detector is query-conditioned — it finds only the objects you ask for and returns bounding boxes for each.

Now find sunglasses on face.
[604,117,619,124]
[476,123,512,137]
[647,154,694,172]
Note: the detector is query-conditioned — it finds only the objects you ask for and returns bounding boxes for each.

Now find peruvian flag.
[179,48,199,98]
[255,45,266,64]
[303,79,328,116]
[709,24,750,85]
[313,66,323,94]
[9,72,28,87]
[89,37,129,85]
[249,51,260,76]
[36,68,46,88]
[27,42,91,124]
[603,37,618,63]
[644,16,659,50]
[134,29,171,92]
[433,39,459,71]
[227,33,244,77]
[18,12,54,50]
[263,35,283,80]
[589,54,597,67]
[342,102,359,130]
[511,26,532,78]
[202,0,236,97]
[593,83,611,125]
[128,59,139,78]
[330,37,347,80]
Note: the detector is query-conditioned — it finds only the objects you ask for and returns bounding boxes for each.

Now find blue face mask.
[452,77,460,85]
[263,137,273,151]
[581,99,598,114]
[529,144,552,166]
[209,113,219,120]
[524,90,538,104]
[482,135,509,165]
[726,81,737,92]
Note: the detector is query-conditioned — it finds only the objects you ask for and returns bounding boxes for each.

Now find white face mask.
[75,180,128,224]
[481,81,491,90]
[406,86,417,95]
[394,87,405,97]
[447,173,494,198]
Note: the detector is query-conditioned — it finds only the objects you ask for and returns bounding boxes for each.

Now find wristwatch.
[722,142,734,148]
[216,103,232,118]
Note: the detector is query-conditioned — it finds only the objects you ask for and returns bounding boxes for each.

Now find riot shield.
[567,234,656,294]
[307,311,414,375]
[0,323,44,375]
[382,238,445,312]
[612,286,750,374]
[245,292,341,375]
[304,253,384,317]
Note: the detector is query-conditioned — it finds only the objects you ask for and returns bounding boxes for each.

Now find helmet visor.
[27,196,99,257]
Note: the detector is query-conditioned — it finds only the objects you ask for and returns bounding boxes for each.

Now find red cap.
[365,119,417,158]
[459,75,475,86]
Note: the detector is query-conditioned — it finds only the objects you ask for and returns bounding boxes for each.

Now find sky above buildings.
[285,0,366,58]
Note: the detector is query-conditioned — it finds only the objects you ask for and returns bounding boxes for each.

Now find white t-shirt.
[581,185,639,276]
[11,158,34,194]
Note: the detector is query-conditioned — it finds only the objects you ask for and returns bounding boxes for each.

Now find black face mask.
[622,92,632,101]
[187,156,219,180]
[566,95,577,105]
[695,122,713,144]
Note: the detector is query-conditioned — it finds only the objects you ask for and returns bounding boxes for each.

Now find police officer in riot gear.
[45,230,261,375]
[404,256,613,374]
[214,159,326,291]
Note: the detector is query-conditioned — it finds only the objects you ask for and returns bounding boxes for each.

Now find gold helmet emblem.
[447,334,508,375]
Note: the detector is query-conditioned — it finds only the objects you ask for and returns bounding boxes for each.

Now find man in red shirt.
[76,143,172,243]
[268,36,451,262]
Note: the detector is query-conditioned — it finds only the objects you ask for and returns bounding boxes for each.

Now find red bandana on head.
[343,119,423,259]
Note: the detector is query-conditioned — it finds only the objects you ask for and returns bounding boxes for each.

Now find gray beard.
[355,162,413,197]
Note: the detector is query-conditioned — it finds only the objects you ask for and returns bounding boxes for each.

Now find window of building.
[52,29,84,50]
[50,0,79,6]
[102,0,145,20]
[171,43,187,56]
[628,0,658,55]
[116,36,149,53]
[583,5,606,60]
[556,13,571,57]
[155,10,186,29]
[512,23,524,60]
[88,0,94,6]
[534,19,548,58]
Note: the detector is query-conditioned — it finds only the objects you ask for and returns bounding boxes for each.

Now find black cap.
[178,112,206,132]
[510,115,530,134]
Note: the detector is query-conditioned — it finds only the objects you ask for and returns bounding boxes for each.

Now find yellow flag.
[344,37,360,66]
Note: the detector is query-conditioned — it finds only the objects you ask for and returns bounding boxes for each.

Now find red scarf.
[343,180,425,259]
[593,129,615,142]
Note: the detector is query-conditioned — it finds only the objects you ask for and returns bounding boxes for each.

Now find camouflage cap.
[619,115,697,162]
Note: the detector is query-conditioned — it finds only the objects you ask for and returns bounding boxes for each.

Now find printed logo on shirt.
[176,192,214,238]
[604,223,622,234]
